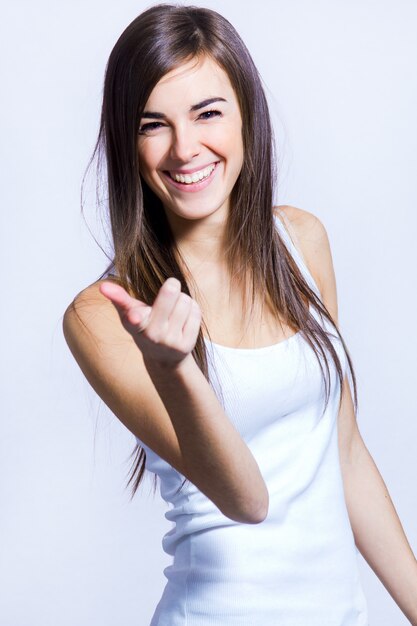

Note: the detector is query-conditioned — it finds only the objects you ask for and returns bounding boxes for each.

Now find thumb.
[99,281,151,329]
[99,281,135,313]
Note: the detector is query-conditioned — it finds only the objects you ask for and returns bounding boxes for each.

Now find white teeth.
[171,163,216,184]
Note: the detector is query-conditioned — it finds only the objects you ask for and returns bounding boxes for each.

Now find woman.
[63,4,417,625]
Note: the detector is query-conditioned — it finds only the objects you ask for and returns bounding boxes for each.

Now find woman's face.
[137,55,244,223]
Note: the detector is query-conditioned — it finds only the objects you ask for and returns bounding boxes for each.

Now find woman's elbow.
[224,492,269,525]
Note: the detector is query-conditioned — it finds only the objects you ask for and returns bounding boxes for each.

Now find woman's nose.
[169,124,200,163]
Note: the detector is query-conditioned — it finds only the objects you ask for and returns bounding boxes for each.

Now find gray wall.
[1,1,416,625]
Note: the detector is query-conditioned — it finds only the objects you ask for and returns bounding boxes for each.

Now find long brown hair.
[82,3,358,499]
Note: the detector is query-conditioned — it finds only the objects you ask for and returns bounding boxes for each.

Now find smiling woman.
[136,56,244,222]
[62,3,417,626]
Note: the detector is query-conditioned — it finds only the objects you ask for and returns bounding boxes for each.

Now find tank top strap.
[273,209,321,298]
[102,264,118,279]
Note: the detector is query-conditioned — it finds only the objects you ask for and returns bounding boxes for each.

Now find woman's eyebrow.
[141,97,227,119]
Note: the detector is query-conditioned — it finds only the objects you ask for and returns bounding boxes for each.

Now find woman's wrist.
[143,351,196,378]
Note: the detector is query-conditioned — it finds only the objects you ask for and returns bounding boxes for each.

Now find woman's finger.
[99,281,151,330]
[131,307,152,334]
[166,292,193,338]
[145,278,182,332]
[99,281,135,313]
[182,300,202,345]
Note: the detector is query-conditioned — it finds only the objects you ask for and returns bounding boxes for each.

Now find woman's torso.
[102,208,369,625]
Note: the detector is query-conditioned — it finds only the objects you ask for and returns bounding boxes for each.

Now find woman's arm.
[339,394,417,626]
[63,278,268,524]
[291,204,417,624]
[144,353,269,523]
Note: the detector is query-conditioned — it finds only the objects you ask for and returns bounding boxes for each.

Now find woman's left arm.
[338,378,417,626]
[288,205,417,625]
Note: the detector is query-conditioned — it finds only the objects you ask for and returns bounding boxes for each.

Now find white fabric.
[105,213,369,625]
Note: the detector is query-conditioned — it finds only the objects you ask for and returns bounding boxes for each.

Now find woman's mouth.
[162,161,220,192]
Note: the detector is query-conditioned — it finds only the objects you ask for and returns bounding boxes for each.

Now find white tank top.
[104,212,369,625]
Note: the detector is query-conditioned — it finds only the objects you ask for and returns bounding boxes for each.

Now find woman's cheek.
[211,124,243,154]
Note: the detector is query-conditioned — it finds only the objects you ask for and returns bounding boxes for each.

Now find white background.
[1,1,416,625]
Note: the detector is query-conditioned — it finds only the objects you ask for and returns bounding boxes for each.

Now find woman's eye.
[138,121,164,134]
[199,109,222,120]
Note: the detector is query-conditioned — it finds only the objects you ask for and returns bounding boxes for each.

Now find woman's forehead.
[147,56,234,104]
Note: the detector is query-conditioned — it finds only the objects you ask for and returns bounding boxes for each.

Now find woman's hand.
[99,277,202,368]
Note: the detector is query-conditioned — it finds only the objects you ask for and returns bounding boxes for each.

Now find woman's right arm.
[62,277,269,524]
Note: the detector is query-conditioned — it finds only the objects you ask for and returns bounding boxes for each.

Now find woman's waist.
[164,521,362,598]
[163,495,356,570]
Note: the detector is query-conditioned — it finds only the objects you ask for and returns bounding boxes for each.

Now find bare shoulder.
[64,276,122,328]
[274,205,325,243]
[273,205,339,326]
[63,277,127,355]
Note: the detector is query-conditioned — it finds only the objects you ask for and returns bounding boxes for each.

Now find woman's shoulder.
[67,274,121,306]
[62,275,123,338]
[273,205,331,297]
[273,204,321,235]
[274,205,338,325]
